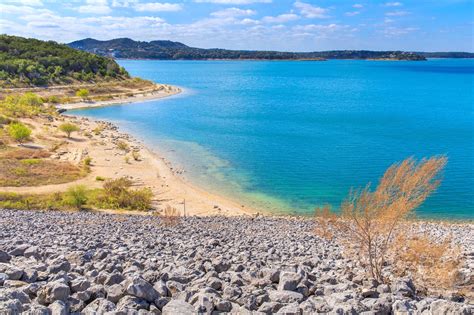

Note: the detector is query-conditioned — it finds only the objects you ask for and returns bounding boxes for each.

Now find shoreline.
[57,84,182,111]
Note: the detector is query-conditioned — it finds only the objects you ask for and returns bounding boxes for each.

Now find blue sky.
[1,0,473,51]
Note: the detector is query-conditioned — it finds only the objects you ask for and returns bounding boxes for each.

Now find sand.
[0,86,256,217]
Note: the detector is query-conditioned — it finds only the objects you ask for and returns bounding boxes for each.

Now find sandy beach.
[0,85,256,217]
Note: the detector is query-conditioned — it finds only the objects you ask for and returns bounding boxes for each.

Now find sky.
[0,0,473,52]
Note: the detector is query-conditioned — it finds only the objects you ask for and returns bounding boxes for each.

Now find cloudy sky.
[1,0,472,51]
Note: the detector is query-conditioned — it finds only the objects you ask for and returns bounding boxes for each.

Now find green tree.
[59,122,79,138]
[7,122,31,145]
[75,89,89,100]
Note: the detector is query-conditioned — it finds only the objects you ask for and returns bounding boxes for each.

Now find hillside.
[0,35,130,87]
[69,38,427,61]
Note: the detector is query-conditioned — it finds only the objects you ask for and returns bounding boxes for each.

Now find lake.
[72,59,474,219]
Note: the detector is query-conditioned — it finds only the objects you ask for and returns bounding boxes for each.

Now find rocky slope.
[0,209,472,314]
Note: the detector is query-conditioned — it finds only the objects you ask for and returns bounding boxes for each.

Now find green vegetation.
[76,88,89,100]
[7,122,31,145]
[59,122,80,138]
[0,93,53,118]
[63,185,88,209]
[0,35,129,87]
[94,177,153,211]
[0,177,153,211]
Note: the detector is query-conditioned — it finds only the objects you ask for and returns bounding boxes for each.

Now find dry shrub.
[315,156,453,286]
[393,233,462,292]
[314,204,338,240]
[161,205,180,226]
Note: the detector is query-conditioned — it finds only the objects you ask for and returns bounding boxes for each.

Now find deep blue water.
[72,59,474,219]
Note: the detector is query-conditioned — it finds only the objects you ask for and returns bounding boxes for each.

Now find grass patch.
[0,147,86,187]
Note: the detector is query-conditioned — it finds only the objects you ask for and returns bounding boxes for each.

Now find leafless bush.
[161,205,181,227]
[315,156,453,286]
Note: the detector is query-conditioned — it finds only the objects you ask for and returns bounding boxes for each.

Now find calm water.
[73,59,474,219]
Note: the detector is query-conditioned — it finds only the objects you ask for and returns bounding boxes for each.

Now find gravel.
[0,209,472,314]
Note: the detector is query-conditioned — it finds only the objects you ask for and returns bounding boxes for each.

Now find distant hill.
[418,52,474,58]
[69,38,428,61]
[0,35,129,87]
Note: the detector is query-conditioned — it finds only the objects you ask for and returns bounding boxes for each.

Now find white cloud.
[211,8,256,18]
[382,26,418,37]
[353,4,363,8]
[384,2,402,6]
[240,18,260,25]
[262,13,299,24]
[345,11,360,16]
[294,1,328,19]
[194,0,271,4]
[3,0,43,6]
[111,0,138,7]
[78,0,111,14]
[0,3,50,14]
[385,10,410,16]
[134,2,183,12]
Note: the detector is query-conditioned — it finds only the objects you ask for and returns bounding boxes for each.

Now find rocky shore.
[0,209,472,314]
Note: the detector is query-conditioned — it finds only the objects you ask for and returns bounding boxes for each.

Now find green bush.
[63,185,88,209]
[76,89,89,100]
[92,177,153,211]
[7,122,31,144]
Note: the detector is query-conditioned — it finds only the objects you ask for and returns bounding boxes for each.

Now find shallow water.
[72,59,474,219]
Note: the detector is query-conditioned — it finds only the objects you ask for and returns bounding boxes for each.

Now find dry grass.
[393,233,462,293]
[0,147,85,187]
[116,141,130,152]
[314,156,458,288]
[160,205,181,226]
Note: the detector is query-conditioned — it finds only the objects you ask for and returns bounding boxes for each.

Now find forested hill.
[69,38,427,61]
[0,35,129,87]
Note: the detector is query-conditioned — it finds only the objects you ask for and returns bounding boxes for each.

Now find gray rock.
[83,298,116,313]
[258,301,283,313]
[278,272,301,291]
[276,302,301,314]
[107,283,126,303]
[10,244,29,256]
[125,276,161,302]
[24,246,41,260]
[48,300,68,315]
[0,250,11,263]
[268,290,304,303]
[162,300,195,315]
[116,295,149,311]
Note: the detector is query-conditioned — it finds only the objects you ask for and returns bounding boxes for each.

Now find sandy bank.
[56,84,182,110]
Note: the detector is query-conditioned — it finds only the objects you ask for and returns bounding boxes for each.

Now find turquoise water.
[72,59,474,219]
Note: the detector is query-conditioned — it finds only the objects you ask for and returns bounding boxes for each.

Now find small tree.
[59,123,79,138]
[76,89,89,100]
[7,122,31,145]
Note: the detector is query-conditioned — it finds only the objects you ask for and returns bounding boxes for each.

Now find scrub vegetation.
[315,156,464,294]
